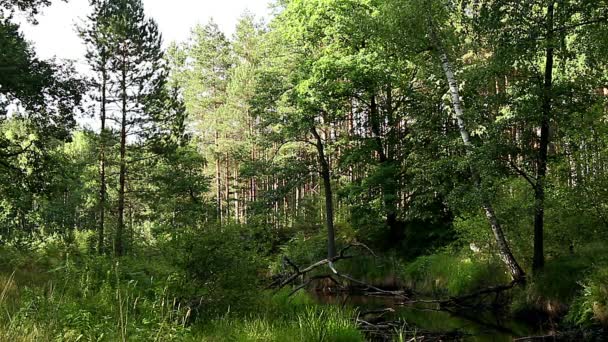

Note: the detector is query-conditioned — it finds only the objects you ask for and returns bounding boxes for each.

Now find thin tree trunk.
[234,167,239,223]
[434,34,525,282]
[311,125,337,259]
[98,52,107,255]
[370,94,401,243]
[116,54,127,257]
[225,154,230,220]
[534,2,554,273]
[215,132,222,225]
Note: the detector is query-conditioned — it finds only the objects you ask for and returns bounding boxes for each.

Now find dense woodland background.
[1,0,608,340]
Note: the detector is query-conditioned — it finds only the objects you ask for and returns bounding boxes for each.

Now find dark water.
[311,293,543,341]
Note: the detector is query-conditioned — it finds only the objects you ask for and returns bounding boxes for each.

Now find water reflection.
[310,292,541,341]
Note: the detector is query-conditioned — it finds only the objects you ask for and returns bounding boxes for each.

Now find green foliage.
[0,18,84,128]
[402,250,509,297]
[0,236,191,341]
[197,291,363,342]
[567,267,608,327]
[0,237,366,341]
[507,243,608,324]
[3,0,608,338]
[173,224,264,318]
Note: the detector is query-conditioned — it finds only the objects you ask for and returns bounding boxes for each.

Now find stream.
[311,292,544,341]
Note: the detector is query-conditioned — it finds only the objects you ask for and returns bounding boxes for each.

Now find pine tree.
[79,0,112,254]
[82,0,170,256]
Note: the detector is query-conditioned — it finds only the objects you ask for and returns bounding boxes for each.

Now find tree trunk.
[311,125,337,259]
[116,55,127,257]
[98,52,107,255]
[434,35,525,282]
[225,154,230,220]
[370,94,401,244]
[215,132,222,225]
[234,167,239,223]
[534,1,554,273]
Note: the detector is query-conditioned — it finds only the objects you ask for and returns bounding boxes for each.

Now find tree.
[379,0,527,281]
[1,1,84,242]
[0,0,60,22]
[176,21,233,225]
[79,0,113,253]
[82,0,171,255]
[467,0,608,272]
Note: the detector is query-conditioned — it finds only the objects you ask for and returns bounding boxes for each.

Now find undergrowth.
[0,233,364,342]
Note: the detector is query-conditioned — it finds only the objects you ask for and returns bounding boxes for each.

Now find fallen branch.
[513,334,561,341]
[400,279,521,309]
[328,261,409,298]
[273,254,352,290]
[270,242,410,299]
[287,275,341,297]
[359,307,395,317]
[357,318,466,342]
[440,279,519,308]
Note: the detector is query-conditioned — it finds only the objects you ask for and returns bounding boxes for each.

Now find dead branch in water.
[400,279,521,309]
[269,242,410,299]
[357,318,466,342]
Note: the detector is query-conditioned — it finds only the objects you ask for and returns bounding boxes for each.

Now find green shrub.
[567,266,608,327]
[511,243,608,319]
[175,225,264,318]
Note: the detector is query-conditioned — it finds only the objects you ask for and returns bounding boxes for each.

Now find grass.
[401,249,509,297]
[195,305,364,342]
[2,231,607,341]
[0,240,196,341]
[0,237,365,342]
[510,242,608,325]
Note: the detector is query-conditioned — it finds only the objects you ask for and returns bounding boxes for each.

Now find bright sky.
[20,0,272,64]
[16,0,272,130]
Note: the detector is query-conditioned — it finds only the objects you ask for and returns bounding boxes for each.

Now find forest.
[1,0,608,340]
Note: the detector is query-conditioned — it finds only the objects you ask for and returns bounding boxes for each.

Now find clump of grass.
[401,250,509,297]
[511,255,590,318]
[197,303,364,342]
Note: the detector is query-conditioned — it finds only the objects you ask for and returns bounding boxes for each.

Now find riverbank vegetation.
[2,0,608,340]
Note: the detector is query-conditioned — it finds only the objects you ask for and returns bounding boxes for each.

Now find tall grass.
[196,304,364,342]
[0,242,192,341]
[511,242,608,322]
[0,237,364,342]
[401,250,509,297]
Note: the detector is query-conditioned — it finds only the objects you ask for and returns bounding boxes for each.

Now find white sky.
[20,0,272,64]
[16,0,272,130]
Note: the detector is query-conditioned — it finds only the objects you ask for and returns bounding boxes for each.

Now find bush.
[567,266,608,327]
[511,243,608,320]
[175,225,264,319]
